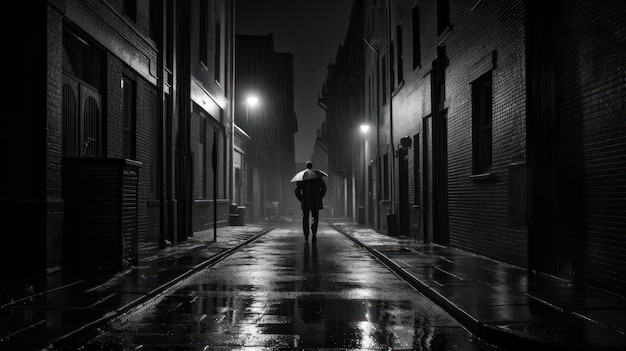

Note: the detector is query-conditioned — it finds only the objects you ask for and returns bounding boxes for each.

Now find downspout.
[175,0,193,240]
[229,0,236,206]
[386,0,396,216]
[157,0,166,248]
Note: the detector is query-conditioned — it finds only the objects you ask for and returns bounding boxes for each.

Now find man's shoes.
[312,233,317,243]
[304,234,309,242]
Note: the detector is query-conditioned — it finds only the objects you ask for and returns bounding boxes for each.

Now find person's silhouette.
[294,161,327,242]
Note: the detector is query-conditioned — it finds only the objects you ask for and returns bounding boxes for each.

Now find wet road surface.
[68,223,500,350]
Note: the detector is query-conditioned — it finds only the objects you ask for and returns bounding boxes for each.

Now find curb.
[333,224,513,350]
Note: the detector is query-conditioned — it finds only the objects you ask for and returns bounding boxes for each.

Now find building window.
[149,0,158,41]
[413,133,420,205]
[199,1,208,66]
[62,84,79,157]
[122,74,136,159]
[199,118,207,198]
[437,0,450,34]
[396,26,404,83]
[215,21,221,82]
[369,71,374,112]
[390,41,395,88]
[412,6,421,69]
[382,55,387,104]
[149,90,158,199]
[83,96,102,158]
[62,28,104,158]
[123,0,137,22]
[383,154,389,201]
[472,71,493,174]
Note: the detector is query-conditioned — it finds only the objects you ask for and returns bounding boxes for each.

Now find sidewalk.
[3,220,625,351]
[332,221,626,351]
[0,223,276,351]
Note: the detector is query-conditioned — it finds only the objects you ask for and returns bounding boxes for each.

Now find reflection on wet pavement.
[76,223,499,350]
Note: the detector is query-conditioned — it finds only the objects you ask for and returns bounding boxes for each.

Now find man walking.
[294,161,327,242]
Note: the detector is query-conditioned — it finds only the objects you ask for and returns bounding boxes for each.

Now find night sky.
[236,0,354,164]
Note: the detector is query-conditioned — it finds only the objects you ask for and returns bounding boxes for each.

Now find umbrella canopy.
[290,169,328,183]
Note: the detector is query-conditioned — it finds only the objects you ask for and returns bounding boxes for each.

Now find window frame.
[199,1,209,66]
[437,0,451,35]
[396,25,404,83]
[412,6,421,69]
[121,73,137,160]
[471,71,493,176]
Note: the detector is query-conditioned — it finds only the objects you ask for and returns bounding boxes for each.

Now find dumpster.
[62,158,141,272]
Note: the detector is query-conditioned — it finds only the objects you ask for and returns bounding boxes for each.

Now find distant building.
[235,34,298,221]
[318,0,365,221]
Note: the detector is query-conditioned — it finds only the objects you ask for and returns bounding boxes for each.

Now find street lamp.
[360,123,371,225]
[245,95,259,126]
[246,96,258,107]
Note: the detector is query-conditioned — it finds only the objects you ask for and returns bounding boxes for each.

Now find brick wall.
[554,0,626,293]
[389,0,625,293]
[191,107,229,231]
[390,0,528,266]
[46,7,65,269]
[136,79,158,244]
[47,7,64,201]
[443,0,527,266]
[68,0,160,247]
[106,58,154,245]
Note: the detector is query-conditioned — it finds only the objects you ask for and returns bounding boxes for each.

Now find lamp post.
[244,95,259,219]
[360,124,370,225]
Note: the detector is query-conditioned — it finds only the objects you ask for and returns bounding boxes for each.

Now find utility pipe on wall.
[386,0,396,216]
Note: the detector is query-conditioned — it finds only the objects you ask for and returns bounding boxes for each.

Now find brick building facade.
[323,0,626,295]
[1,0,236,286]
[235,34,298,222]
[319,0,365,220]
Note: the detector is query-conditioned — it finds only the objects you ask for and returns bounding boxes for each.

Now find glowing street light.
[245,95,260,126]
[246,95,259,107]
[360,124,370,134]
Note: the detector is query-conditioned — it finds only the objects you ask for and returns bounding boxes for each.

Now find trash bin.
[387,214,398,236]
[229,203,246,226]
[236,206,246,225]
[358,206,366,225]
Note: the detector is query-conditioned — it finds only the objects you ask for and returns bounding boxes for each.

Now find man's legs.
[302,209,310,240]
[311,208,319,242]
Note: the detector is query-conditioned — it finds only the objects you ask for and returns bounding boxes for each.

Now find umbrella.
[290,168,328,183]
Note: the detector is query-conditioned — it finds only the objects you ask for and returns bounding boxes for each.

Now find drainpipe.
[386,0,396,216]
[229,0,236,206]
[157,0,166,249]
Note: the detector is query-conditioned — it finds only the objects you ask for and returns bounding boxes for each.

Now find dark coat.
[295,177,326,211]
